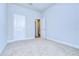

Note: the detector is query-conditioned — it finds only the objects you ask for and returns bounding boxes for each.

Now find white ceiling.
[16,3,54,12]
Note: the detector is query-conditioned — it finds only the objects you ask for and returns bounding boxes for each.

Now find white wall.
[44,4,79,48]
[76,4,79,44]
[7,4,40,42]
[78,7,79,44]
[40,13,46,38]
[0,4,7,54]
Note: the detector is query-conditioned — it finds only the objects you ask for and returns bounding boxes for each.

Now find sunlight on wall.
[13,14,26,40]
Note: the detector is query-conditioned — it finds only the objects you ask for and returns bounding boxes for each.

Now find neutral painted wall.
[40,13,46,38]
[44,4,79,48]
[0,4,7,54]
[7,4,40,42]
[76,4,79,44]
[78,7,79,44]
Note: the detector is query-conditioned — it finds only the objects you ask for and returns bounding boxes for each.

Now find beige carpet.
[1,38,79,56]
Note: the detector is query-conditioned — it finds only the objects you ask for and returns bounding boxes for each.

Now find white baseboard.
[0,43,7,55]
[7,37,34,43]
[46,37,79,49]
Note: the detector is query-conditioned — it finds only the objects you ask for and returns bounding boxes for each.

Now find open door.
[35,19,41,38]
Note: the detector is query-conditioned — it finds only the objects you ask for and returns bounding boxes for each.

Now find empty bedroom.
[0,3,79,56]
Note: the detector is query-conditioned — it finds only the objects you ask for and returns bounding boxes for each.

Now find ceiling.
[16,3,54,12]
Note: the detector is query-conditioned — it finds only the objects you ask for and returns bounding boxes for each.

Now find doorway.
[35,19,41,38]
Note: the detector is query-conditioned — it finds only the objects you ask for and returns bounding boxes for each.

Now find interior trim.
[7,37,34,43]
[0,43,7,55]
[46,37,79,49]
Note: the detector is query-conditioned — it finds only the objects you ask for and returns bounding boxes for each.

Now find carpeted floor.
[1,38,79,56]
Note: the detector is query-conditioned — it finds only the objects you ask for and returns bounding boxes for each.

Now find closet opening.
[35,19,41,38]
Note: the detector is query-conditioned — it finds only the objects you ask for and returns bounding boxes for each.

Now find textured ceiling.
[16,3,54,12]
